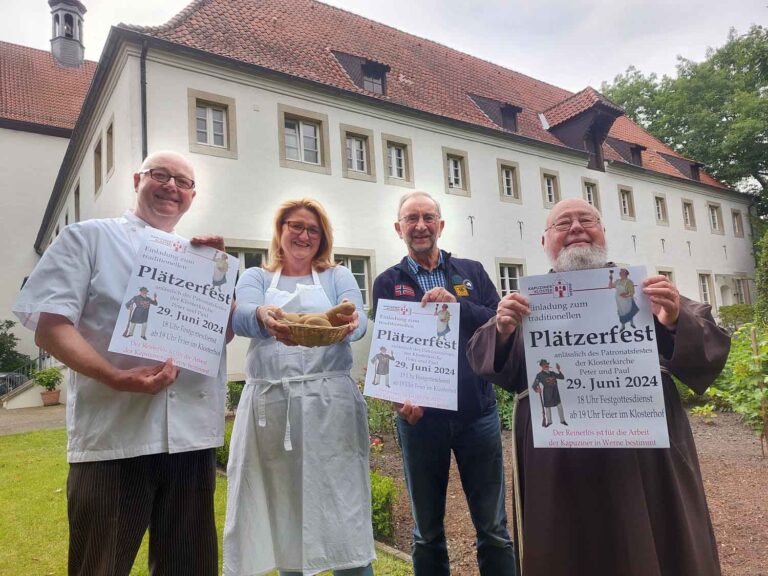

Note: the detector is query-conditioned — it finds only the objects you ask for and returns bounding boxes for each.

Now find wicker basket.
[283,322,349,347]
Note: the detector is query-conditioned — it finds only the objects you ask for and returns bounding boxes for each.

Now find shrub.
[494,385,515,430]
[216,418,234,468]
[33,367,63,391]
[709,323,767,449]
[755,232,768,327]
[367,395,397,437]
[718,304,754,334]
[370,470,397,539]
[227,381,245,412]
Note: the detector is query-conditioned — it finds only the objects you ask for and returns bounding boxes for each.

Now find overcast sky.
[1,0,765,92]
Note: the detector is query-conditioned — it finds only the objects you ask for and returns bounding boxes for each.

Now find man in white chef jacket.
[13,151,229,576]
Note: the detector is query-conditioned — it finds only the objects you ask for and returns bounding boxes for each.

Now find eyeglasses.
[399,213,440,226]
[284,220,322,238]
[545,215,601,232]
[139,169,195,190]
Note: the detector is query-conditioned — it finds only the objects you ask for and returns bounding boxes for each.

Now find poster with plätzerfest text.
[364,299,459,410]
[108,228,237,377]
[520,266,669,448]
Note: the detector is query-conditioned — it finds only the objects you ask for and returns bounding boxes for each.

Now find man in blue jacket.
[372,191,516,576]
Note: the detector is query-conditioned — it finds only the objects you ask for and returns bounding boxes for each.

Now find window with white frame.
[654,195,668,224]
[657,269,674,282]
[540,169,561,207]
[544,174,557,204]
[447,156,463,188]
[226,248,267,273]
[733,278,748,304]
[388,144,405,179]
[498,263,523,296]
[196,104,227,148]
[340,125,375,182]
[708,203,723,234]
[382,134,413,187]
[337,255,371,308]
[582,179,600,210]
[442,147,470,195]
[732,210,744,238]
[278,104,330,174]
[285,118,320,164]
[498,160,521,202]
[618,186,635,219]
[698,273,714,305]
[682,200,696,229]
[346,136,366,172]
[188,89,238,159]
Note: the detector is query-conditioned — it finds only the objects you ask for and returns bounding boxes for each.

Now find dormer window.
[630,145,643,166]
[500,104,520,132]
[362,62,387,94]
[332,51,390,96]
[469,94,522,133]
[690,164,701,181]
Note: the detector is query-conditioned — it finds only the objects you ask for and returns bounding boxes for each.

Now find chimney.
[49,0,86,67]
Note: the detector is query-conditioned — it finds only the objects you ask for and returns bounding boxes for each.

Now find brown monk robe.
[467,296,729,576]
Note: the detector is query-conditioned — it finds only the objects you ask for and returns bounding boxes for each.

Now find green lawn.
[0,428,411,576]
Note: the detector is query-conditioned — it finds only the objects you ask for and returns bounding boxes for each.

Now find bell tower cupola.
[49,0,86,67]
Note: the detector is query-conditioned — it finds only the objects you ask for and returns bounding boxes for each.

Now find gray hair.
[397,191,441,219]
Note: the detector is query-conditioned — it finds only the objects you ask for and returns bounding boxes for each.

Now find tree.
[756,232,768,327]
[602,26,768,220]
[0,320,32,372]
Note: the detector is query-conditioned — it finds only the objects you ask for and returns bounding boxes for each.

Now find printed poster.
[364,299,459,410]
[519,266,669,448]
[108,229,237,377]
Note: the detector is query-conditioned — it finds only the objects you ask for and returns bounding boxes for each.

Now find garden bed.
[371,410,768,575]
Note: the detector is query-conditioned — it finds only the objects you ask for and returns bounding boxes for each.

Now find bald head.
[543,198,607,271]
[133,150,197,232]
[140,151,195,179]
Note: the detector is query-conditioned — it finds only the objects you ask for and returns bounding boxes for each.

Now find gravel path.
[0,404,66,436]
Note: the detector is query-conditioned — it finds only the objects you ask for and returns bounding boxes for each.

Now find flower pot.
[40,389,61,406]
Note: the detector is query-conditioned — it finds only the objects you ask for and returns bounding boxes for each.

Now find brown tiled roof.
[0,40,96,130]
[544,86,624,128]
[120,0,725,188]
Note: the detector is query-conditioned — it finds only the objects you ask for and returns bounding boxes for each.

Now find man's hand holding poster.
[520,266,669,448]
[108,229,237,377]
[364,299,459,410]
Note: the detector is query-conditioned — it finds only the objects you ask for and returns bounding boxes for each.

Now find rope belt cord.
[511,389,526,575]
[247,372,348,451]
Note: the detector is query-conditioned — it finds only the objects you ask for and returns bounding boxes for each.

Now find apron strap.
[248,371,348,452]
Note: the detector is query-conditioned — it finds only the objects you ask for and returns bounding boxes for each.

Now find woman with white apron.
[224,198,375,576]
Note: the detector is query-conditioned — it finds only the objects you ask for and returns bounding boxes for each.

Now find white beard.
[551,244,608,272]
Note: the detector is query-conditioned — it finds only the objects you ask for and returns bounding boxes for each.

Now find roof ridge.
[0,39,98,64]
[309,0,574,99]
[118,0,210,33]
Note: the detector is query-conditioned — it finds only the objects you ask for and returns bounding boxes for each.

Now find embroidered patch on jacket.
[453,284,469,297]
[394,284,416,297]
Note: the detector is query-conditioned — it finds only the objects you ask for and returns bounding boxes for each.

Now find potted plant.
[34,367,63,406]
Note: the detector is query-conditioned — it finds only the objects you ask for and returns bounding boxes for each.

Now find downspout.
[140,40,148,159]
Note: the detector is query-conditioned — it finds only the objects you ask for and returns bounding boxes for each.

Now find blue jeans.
[396,405,516,576]
[280,564,373,576]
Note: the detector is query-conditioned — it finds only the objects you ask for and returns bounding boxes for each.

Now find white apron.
[224,269,375,576]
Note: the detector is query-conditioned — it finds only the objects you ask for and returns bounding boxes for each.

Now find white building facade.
[28,1,756,380]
